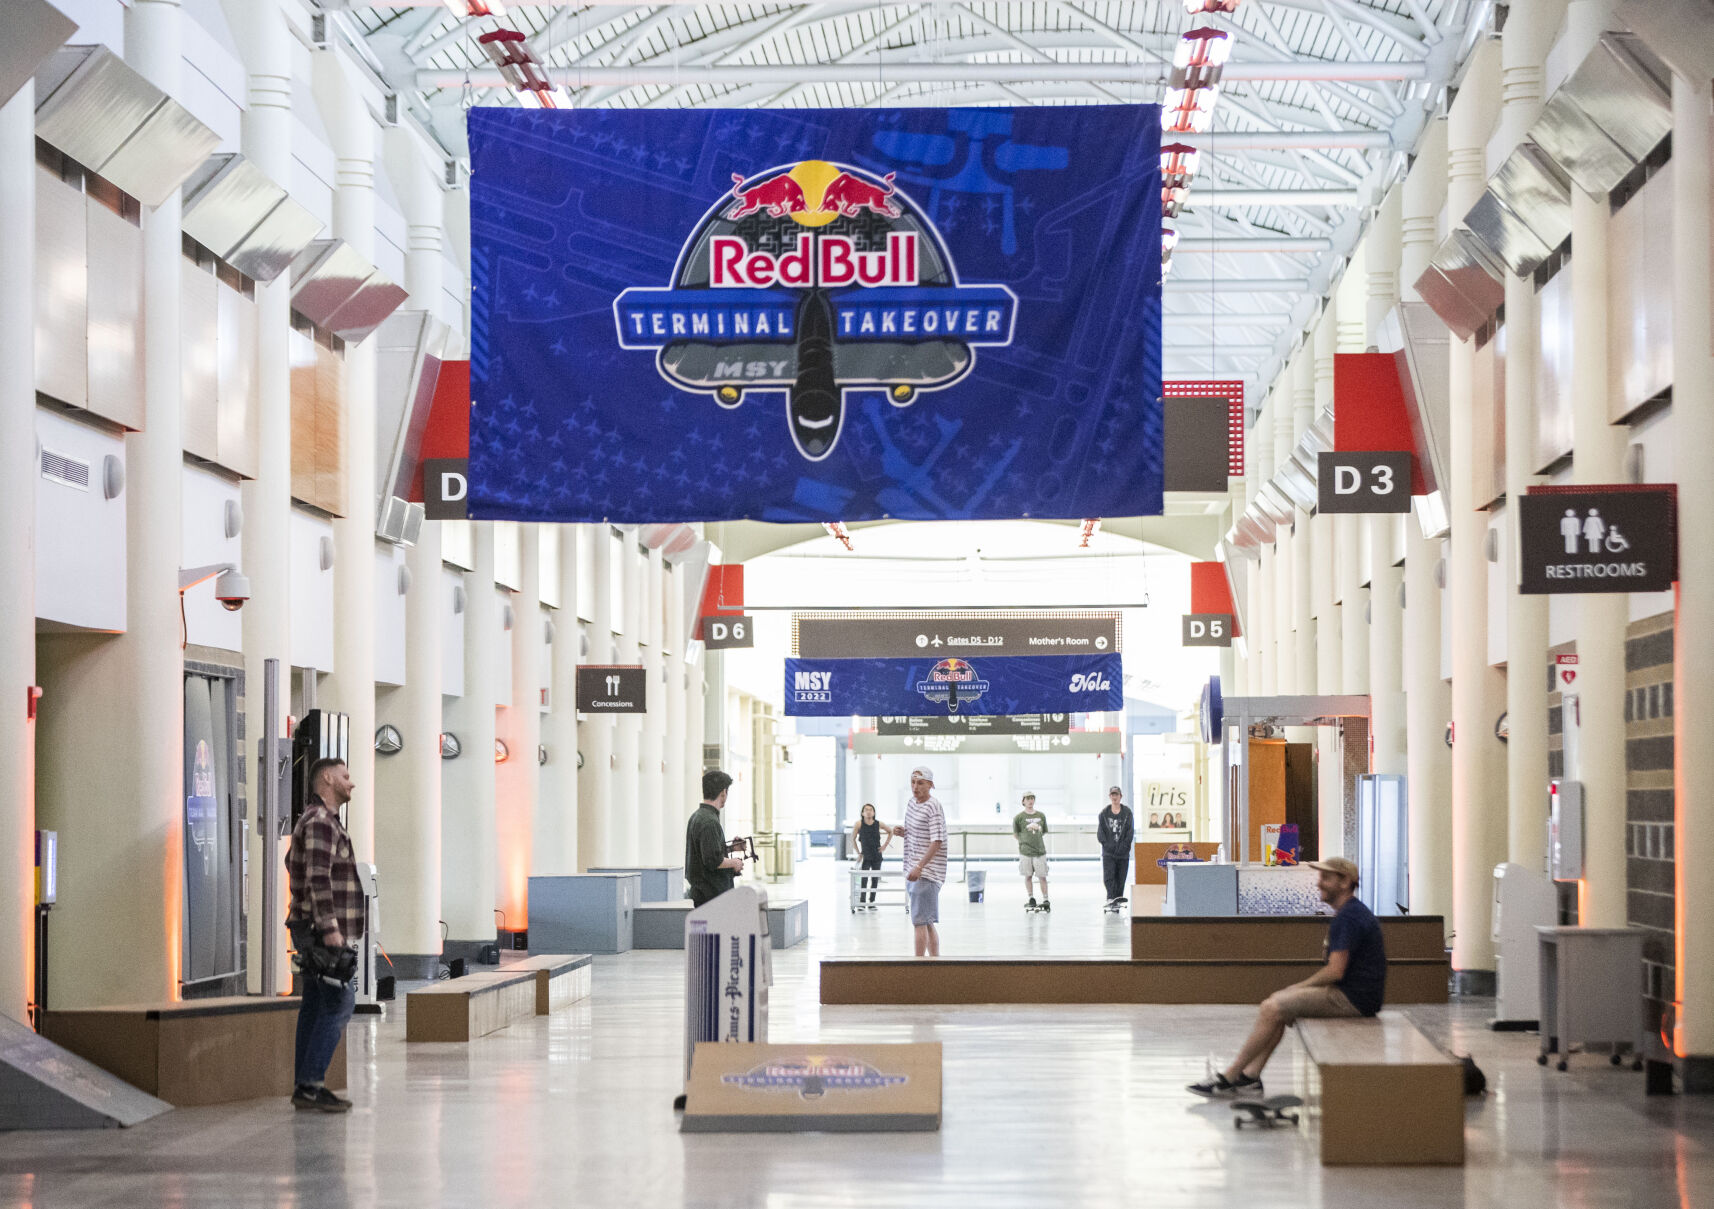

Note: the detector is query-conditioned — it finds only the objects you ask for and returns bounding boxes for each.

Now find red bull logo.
[916,658,990,714]
[612,158,1018,463]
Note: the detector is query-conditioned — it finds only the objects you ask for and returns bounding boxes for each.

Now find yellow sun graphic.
[785,160,842,228]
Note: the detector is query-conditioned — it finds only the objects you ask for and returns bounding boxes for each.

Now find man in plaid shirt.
[286,757,364,1112]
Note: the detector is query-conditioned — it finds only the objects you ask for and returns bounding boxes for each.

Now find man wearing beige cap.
[1187,856,1387,1098]
[890,765,948,956]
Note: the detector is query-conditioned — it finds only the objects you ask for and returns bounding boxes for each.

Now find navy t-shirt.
[1327,897,1387,1016]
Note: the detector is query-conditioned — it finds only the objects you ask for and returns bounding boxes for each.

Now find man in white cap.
[890,765,948,956]
[1187,856,1387,1098]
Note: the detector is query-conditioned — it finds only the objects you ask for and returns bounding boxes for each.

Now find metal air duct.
[374,310,450,544]
[0,0,74,109]
[289,239,409,342]
[1461,142,1573,277]
[181,154,325,283]
[35,45,220,208]
[1380,302,1452,539]
[1529,32,1671,197]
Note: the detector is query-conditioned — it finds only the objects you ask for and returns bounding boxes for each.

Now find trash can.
[967,869,986,903]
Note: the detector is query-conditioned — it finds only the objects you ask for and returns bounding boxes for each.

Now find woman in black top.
[851,802,891,910]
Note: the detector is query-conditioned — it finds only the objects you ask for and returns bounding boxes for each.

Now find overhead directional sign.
[422,458,469,520]
[1317,451,1413,513]
[876,714,1070,736]
[1518,486,1677,594]
[793,612,1119,659]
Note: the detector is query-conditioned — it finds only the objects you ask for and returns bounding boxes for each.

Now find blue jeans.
[294,973,355,1088]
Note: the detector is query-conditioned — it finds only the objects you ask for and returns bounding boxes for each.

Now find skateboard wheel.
[1556,1060,1568,1072]
[1610,1053,1622,1066]
[1536,1054,1548,1066]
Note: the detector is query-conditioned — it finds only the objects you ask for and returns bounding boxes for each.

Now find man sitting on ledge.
[1187,857,1387,1098]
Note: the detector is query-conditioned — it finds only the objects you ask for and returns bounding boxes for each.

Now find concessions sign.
[465,106,1163,523]
[1518,486,1677,595]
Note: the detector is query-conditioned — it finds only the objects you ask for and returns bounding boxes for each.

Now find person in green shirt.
[685,769,747,907]
[1013,793,1050,912]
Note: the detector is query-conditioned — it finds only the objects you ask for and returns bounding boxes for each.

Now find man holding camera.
[286,757,363,1113]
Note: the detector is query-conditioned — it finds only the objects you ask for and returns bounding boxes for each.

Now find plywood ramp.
[819,957,1448,1006]
[681,1043,941,1133]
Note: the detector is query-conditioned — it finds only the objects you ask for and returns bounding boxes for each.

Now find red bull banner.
[782,653,1123,717]
[467,106,1163,523]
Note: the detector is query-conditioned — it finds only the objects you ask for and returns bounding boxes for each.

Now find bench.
[1131,914,1449,961]
[634,899,809,950]
[42,996,346,1106]
[405,953,591,1042]
[819,957,1450,1005]
[1295,1012,1464,1166]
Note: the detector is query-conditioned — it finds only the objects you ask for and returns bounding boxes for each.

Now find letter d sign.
[423,458,471,520]
[1335,465,1361,495]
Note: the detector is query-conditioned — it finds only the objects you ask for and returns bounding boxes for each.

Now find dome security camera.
[214,568,251,612]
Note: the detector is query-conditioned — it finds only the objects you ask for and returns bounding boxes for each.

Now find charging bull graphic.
[615,159,1017,461]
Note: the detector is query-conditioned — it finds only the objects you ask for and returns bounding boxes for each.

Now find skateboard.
[1103,896,1128,914]
[1232,1095,1302,1129]
[1024,903,1050,913]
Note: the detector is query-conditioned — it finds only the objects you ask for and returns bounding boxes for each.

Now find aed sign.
[576,665,648,713]
[1182,614,1234,647]
[423,458,469,520]
[702,616,754,650]
[1518,487,1677,595]
[1318,451,1413,513]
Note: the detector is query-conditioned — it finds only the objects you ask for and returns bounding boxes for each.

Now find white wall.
[289,509,334,671]
[180,463,242,652]
[35,408,126,632]
[375,541,406,686]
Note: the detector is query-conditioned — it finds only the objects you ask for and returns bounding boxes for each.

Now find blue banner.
[783,654,1123,717]
[466,106,1163,523]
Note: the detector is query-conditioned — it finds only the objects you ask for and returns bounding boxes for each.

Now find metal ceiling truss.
[344,0,1477,381]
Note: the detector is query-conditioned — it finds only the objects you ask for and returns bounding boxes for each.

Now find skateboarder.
[1012,793,1050,912]
[1097,787,1134,910]
[1187,857,1387,1098]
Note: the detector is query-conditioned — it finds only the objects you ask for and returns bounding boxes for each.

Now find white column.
[612,532,641,864]
[1335,252,1370,701]
[440,525,497,954]
[1292,351,1316,696]
[1500,0,1558,867]
[0,81,35,1020]
[38,0,189,1005]
[1564,0,1628,928]
[1249,401,1275,694]
[318,53,378,858]
[230,0,295,995]
[497,528,540,933]
[640,548,667,862]
[1313,303,1344,855]
[1402,116,1453,919]
[1672,69,1714,1082]
[538,525,579,874]
[1273,383,1297,694]
[1447,38,1506,977]
[662,551,687,860]
[371,132,445,976]
[577,526,615,866]
[1367,187,1406,777]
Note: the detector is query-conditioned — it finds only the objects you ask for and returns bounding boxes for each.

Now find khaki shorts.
[1017,854,1049,878]
[1266,985,1361,1022]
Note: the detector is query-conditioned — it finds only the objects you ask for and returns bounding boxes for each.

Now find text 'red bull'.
[709,233,919,289]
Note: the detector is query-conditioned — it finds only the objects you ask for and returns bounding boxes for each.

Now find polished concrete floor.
[4,854,1712,1208]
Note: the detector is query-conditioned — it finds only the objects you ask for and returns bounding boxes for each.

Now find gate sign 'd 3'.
[1317,451,1413,514]
[1517,486,1677,595]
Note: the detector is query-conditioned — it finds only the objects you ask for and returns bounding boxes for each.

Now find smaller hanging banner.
[783,654,1122,717]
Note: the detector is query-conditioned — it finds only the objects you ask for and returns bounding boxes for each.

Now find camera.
[214,568,250,612]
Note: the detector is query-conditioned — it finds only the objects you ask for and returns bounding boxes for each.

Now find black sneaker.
[1025,897,1038,910]
[1040,900,1051,912]
[1186,1072,1261,1099]
[292,1085,352,1113]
